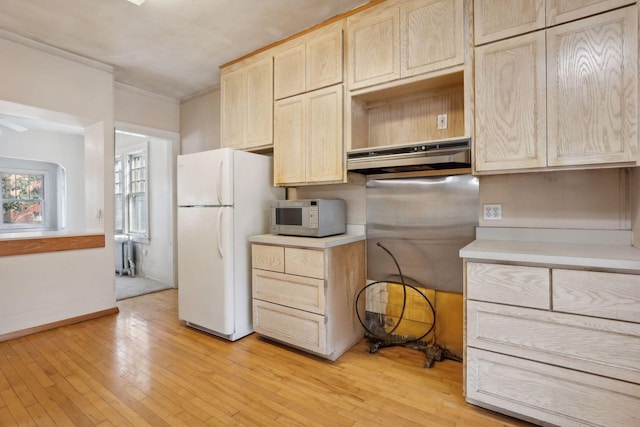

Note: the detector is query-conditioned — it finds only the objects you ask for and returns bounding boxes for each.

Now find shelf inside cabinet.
[348,70,465,152]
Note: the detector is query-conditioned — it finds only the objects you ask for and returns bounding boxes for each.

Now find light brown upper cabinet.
[221,56,273,150]
[474,0,545,45]
[546,0,635,25]
[475,6,637,173]
[474,0,634,45]
[274,85,344,186]
[274,22,343,100]
[474,32,547,171]
[346,0,464,90]
[546,7,636,167]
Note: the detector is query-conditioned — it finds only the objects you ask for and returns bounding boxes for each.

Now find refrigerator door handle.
[216,208,224,258]
[217,160,223,205]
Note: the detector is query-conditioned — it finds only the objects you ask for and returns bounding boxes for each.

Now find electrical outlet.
[483,204,502,220]
[437,114,448,130]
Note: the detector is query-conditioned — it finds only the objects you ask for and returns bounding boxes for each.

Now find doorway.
[114,123,179,300]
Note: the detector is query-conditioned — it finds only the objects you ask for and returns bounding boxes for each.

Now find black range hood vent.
[347,139,471,175]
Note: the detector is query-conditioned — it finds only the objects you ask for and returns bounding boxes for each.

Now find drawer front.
[553,269,640,323]
[467,262,550,309]
[285,247,324,279]
[252,244,284,272]
[467,300,640,384]
[467,347,640,427]
[253,300,326,355]
[252,269,325,314]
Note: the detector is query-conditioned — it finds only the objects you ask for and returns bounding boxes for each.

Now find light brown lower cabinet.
[465,261,640,426]
[251,240,365,361]
[467,348,640,427]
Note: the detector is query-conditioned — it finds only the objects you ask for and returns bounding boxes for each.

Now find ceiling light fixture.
[126,0,146,5]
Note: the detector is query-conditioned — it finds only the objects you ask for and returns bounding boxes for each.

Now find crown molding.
[114,82,179,104]
[0,28,114,73]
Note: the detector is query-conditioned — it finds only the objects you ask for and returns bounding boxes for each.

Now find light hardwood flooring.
[0,289,532,426]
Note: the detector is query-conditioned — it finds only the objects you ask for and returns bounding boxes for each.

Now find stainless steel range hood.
[347,138,471,175]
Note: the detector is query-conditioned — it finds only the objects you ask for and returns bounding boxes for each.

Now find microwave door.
[276,207,303,226]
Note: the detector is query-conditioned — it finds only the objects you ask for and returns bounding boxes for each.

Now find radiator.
[115,235,135,277]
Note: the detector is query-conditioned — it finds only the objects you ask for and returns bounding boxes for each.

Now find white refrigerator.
[177,148,284,341]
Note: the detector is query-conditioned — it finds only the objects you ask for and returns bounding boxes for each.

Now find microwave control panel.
[309,206,319,228]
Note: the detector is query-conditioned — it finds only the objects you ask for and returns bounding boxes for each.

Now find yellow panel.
[435,291,463,358]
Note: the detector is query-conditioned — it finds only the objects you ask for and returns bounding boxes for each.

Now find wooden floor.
[0,289,532,426]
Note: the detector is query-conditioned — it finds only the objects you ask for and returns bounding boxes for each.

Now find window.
[115,150,148,240]
[0,158,64,233]
[2,172,44,227]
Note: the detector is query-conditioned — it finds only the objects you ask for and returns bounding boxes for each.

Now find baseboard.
[0,306,119,342]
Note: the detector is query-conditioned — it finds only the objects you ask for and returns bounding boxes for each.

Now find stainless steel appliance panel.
[366,174,478,292]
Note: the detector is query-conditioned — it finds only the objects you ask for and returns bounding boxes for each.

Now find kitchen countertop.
[249,232,365,249]
[460,227,640,272]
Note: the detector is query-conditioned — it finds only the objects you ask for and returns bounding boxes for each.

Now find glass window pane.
[129,194,147,234]
[115,194,123,231]
[3,201,43,224]
[2,173,13,198]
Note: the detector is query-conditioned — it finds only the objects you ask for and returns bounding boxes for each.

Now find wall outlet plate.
[437,114,448,130]
[483,204,502,220]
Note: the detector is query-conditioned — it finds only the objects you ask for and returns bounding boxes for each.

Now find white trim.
[0,28,114,74]
[115,82,179,104]
[114,121,180,142]
[180,85,221,103]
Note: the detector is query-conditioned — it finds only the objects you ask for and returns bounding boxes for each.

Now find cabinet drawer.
[553,269,640,323]
[253,300,326,355]
[285,247,324,279]
[252,269,325,315]
[466,262,550,309]
[467,300,640,384]
[252,244,284,272]
[467,347,640,427]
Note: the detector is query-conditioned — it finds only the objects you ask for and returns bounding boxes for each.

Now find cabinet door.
[553,269,640,323]
[253,269,325,315]
[467,300,640,384]
[474,31,547,171]
[347,5,400,90]
[253,299,327,355]
[400,0,464,77]
[251,244,284,273]
[274,42,306,100]
[467,348,640,427]
[466,262,550,309]
[274,95,305,185]
[306,85,344,183]
[245,57,274,149]
[306,24,343,92]
[220,68,245,149]
[547,7,637,167]
[547,0,635,26]
[474,0,544,45]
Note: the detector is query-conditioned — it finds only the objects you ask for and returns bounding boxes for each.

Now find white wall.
[478,168,631,230]
[0,129,85,230]
[115,84,180,133]
[0,34,115,336]
[290,173,367,226]
[180,89,220,154]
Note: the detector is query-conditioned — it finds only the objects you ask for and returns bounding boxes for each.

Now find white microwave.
[270,199,346,237]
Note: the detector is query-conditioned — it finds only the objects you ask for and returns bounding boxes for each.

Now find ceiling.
[0,0,369,101]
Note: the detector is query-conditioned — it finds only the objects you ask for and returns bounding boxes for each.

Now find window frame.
[115,147,149,243]
[1,166,55,232]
